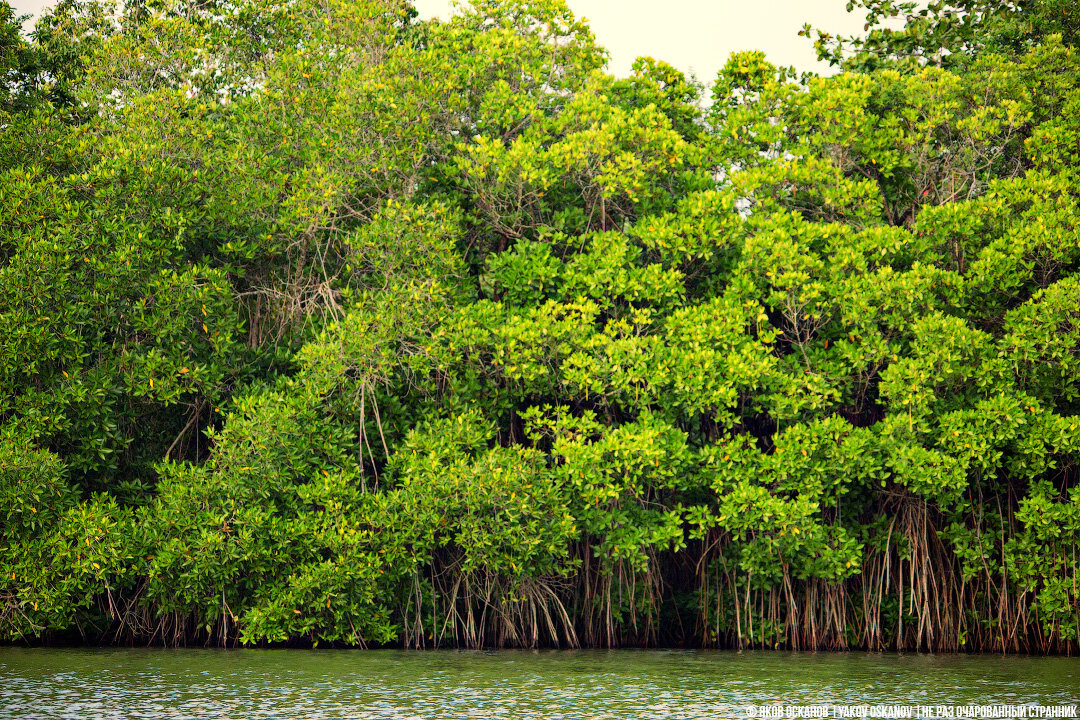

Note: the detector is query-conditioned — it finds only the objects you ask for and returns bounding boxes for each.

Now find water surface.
[2,648,1077,719]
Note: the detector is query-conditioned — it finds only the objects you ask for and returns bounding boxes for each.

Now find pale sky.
[413,0,871,79]
[11,0,875,79]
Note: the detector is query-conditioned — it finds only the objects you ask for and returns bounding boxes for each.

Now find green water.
[1,648,1077,719]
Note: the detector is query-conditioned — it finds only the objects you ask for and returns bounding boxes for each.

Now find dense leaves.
[1,0,1078,651]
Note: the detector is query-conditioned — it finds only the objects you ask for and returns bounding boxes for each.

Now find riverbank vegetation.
[2,0,1079,652]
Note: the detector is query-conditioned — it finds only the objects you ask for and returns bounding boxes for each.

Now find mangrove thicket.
[2,0,1079,652]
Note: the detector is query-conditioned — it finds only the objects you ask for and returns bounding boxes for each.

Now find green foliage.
[805,0,1080,72]
[1,0,1078,652]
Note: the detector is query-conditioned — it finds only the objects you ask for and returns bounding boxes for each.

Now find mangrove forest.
[2,0,1080,653]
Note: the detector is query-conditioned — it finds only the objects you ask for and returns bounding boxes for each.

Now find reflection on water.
[1,648,1077,719]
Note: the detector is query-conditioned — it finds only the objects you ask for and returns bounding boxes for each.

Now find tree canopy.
[1,0,1079,651]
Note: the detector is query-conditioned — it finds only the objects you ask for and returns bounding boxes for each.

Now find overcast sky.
[11,0,874,80]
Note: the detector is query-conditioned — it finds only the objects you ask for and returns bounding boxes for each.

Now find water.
[1,648,1077,719]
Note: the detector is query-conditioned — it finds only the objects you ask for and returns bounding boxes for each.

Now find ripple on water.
[1,649,1078,719]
